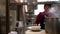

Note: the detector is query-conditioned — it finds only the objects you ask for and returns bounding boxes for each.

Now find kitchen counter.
[25,30,46,34]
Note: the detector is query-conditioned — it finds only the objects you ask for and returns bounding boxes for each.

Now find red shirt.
[34,12,48,24]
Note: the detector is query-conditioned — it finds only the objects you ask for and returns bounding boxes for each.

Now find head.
[44,4,52,12]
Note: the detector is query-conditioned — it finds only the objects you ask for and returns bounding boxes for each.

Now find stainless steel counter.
[25,30,45,34]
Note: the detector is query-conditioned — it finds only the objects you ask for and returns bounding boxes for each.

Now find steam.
[47,5,60,18]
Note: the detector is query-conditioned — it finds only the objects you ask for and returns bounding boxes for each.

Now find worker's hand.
[33,24,37,26]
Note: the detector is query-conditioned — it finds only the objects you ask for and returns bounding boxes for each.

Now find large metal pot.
[45,18,60,34]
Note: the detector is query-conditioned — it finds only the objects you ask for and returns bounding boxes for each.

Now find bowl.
[28,26,41,31]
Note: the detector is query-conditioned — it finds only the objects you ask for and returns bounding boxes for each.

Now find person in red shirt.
[34,4,52,29]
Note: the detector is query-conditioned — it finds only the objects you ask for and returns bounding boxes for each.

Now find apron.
[39,12,45,29]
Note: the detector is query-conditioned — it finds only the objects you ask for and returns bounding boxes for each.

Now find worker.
[34,4,52,29]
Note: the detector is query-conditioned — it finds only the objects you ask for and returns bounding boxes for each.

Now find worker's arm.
[34,13,42,25]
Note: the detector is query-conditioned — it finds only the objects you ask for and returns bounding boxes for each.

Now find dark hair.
[44,4,52,8]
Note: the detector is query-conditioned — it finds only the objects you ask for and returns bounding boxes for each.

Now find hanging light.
[15,0,24,3]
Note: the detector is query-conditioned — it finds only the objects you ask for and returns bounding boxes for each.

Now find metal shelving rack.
[6,0,27,34]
